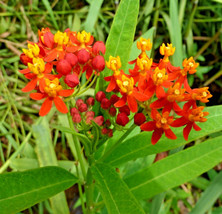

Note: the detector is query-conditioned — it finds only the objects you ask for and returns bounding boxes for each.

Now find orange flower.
[30,78,74,116]
[20,57,53,92]
[140,109,177,144]
[159,43,175,62]
[114,74,149,112]
[188,87,212,103]
[137,38,152,54]
[172,106,209,140]
[182,57,199,75]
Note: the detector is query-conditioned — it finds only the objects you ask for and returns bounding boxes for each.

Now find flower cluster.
[105,38,212,144]
[19,28,106,116]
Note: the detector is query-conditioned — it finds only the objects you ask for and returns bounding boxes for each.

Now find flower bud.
[92,41,106,55]
[76,99,84,108]
[102,128,108,135]
[64,73,79,88]
[109,107,117,116]
[105,119,111,127]
[86,97,95,106]
[119,105,130,116]
[116,113,129,126]
[72,113,82,123]
[107,129,113,137]
[110,94,119,105]
[96,91,106,102]
[77,49,90,64]
[101,98,111,110]
[94,116,104,126]
[134,113,146,126]
[78,103,88,112]
[70,107,79,116]
[86,116,94,124]
[92,55,105,71]
[64,53,78,67]
[86,111,95,118]
[56,59,72,75]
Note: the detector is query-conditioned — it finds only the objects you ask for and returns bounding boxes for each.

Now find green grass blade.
[189,171,222,214]
[91,162,145,214]
[84,0,104,33]
[42,0,59,30]
[0,166,77,214]
[124,135,222,200]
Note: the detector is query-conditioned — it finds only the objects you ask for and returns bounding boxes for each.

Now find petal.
[57,89,74,97]
[19,68,30,74]
[22,78,38,92]
[171,117,188,127]
[53,96,68,114]
[183,122,193,140]
[127,94,137,113]
[39,78,46,93]
[30,93,46,100]
[44,50,58,62]
[106,77,117,92]
[140,121,156,131]
[193,123,201,131]
[150,98,167,109]
[114,96,126,108]
[44,63,53,73]
[164,129,177,140]
[39,97,53,116]
[44,32,54,49]
[133,89,149,102]
[152,128,164,145]
[184,78,192,93]
[156,86,165,99]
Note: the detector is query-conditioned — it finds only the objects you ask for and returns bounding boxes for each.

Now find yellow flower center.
[116,75,134,95]
[28,58,45,78]
[202,91,207,97]
[22,43,40,59]
[161,118,167,124]
[153,67,168,85]
[44,78,62,97]
[137,56,153,74]
[106,56,121,71]
[174,89,180,95]
[54,31,69,50]
[77,30,91,46]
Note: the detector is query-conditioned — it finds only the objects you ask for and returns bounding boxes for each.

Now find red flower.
[140,109,177,145]
[30,78,74,116]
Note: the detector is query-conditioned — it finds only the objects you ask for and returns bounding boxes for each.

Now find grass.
[0,0,222,213]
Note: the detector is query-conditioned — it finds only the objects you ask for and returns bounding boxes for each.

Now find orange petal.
[30,92,46,100]
[114,96,126,108]
[106,77,116,92]
[53,96,68,113]
[164,129,177,140]
[22,78,38,92]
[19,68,30,74]
[58,89,74,97]
[140,121,156,131]
[44,50,58,62]
[133,89,149,102]
[45,63,53,73]
[183,122,192,140]
[39,97,53,116]
[127,94,137,113]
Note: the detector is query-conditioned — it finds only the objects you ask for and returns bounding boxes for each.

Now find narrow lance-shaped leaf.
[124,135,222,200]
[91,162,145,214]
[0,166,77,214]
[101,105,222,166]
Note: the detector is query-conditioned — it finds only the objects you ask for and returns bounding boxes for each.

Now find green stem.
[99,124,137,162]
[67,110,87,180]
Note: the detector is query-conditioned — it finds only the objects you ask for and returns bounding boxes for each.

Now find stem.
[99,124,137,162]
[67,110,87,179]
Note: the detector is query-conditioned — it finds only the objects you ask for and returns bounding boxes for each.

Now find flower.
[141,109,177,145]
[30,78,74,116]
[159,43,175,62]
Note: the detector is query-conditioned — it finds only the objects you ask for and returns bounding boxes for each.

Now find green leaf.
[91,162,145,214]
[42,0,59,29]
[169,0,183,66]
[84,0,104,33]
[124,136,222,200]
[97,0,139,91]
[189,171,222,214]
[0,166,77,214]
[102,105,222,166]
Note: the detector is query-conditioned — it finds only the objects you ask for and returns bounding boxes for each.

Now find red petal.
[164,129,177,140]
[114,96,126,108]
[183,122,193,140]
[127,94,137,113]
[184,78,192,93]
[45,63,53,73]
[193,123,201,131]
[44,50,58,62]
[57,89,74,97]
[44,32,54,49]
[66,46,79,53]
[140,121,156,131]
[22,78,38,92]
[19,68,30,74]
[171,117,188,127]
[133,89,149,102]
[150,98,167,109]
[30,93,46,100]
[53,96,68,113]
[156,86,165,99]
[39,97,53,116]
[39,78,46,93]
[104,76,112,81]
[152,128,163,145]
[106,77,117,92]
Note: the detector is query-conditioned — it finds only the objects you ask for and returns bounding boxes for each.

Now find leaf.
[169,0,183,67]
[97,0,139,91]
[33,118,70,214]
[91,162,145,214]
[102,105,222,166]
[189,171,222,214]
[124,135,222,200]
[42,0,59,29]
[0,166,77,214]
[84,0,104,33]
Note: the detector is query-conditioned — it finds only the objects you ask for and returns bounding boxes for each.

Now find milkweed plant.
[1,1,222,214]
